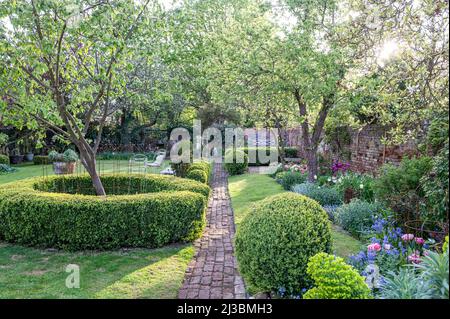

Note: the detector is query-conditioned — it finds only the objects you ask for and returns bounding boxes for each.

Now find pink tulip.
[415,237,425,245]
[408,252,421,264]
[401,234,415,241]
[368,243,382,252]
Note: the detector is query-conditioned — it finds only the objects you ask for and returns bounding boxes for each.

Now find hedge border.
[0,174,210,251]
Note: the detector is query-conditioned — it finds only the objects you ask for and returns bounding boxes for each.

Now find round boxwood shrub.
[0,154,9,165]
[303,252,372,299]
[235,192,332,294]
[186,161,212,183]
[186,169,208,184]
[0,174,210,251]
[224,150,248,175]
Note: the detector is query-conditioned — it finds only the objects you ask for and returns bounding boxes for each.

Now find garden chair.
[147,154,165,167]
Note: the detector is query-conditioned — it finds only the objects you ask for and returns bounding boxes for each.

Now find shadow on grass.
[0,242,193,299]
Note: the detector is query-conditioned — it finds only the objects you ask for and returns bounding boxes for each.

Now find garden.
[0,0,448,302]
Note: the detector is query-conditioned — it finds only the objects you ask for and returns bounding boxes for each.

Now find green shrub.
[334,199,386,239]
[421,142,449,223]
[186,169,208,184]
[0,174,210,251]
[374,156,432,223]
[303,253,372,299]
[276,171,307,190]
[187,161,212,182]
[33,155,50,165]
[224,150,248,175]
[235,193,332,294]
[0,154,9,165]
[292,183,342,206]
[334,173,375,203]
[284,147,298,158]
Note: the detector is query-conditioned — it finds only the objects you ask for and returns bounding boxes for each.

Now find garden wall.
[348,125,419,173]
[280,125,419,174]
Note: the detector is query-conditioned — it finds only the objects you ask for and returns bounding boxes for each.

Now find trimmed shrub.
[187,161,212,183]
[186,169,208,184]
[292,182,342,206]
[235,193,332,294]
[0,174,210,251]
[33,155,50,165]
[0,154,9,165]
[276,171,307,190]
[334,199,386,239]
[303,253,372,299]
[224,150,248,175]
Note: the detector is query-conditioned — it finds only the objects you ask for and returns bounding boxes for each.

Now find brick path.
[178,163,246,299]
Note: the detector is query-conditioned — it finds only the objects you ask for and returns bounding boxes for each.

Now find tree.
[0,0,153,195]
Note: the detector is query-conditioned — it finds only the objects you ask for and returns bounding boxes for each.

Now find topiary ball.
[224,150,248,175]
[235,192,332,294]
[186,169,208,184]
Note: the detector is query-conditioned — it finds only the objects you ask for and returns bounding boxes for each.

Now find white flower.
[327,177,332,182]
[359,184,364,189]
[314,175,317,180]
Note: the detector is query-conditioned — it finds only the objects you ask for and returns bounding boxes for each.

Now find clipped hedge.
[235,192,332,294]
[0,154,9,165]
[186,161,212,184]
[224,150,248,175]
[186,169,208,184]
[33,155,51,165]
[0,174,210,251]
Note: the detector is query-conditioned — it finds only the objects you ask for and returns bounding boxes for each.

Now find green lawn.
[228,173,362,258]
[0,242,193,299]
[0,160,170,185]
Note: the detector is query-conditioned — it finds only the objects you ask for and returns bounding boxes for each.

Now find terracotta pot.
[53,161,76,175]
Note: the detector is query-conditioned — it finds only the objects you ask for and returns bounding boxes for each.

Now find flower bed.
[0,174,210,251]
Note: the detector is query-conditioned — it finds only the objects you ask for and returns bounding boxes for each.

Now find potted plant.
[9,148,24,165]
[49,149,79,174]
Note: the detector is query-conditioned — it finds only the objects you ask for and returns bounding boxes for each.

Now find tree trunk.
[79,149,106,196]
[306,148,319,182]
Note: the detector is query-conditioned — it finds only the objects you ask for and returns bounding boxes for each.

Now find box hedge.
[0,174,210,251]
[235,192,332,294]
[33,155,51,165]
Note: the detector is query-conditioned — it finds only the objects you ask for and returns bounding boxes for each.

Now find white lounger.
[147,154,165,167]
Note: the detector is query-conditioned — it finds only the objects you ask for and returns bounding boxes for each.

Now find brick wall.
[349,125,419,173]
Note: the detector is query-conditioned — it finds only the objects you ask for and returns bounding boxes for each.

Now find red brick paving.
[178,163,247,299]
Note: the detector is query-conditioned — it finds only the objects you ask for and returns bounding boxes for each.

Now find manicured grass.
[228,173,362,258]
[0,160,170,185]
[0,242,193,299]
